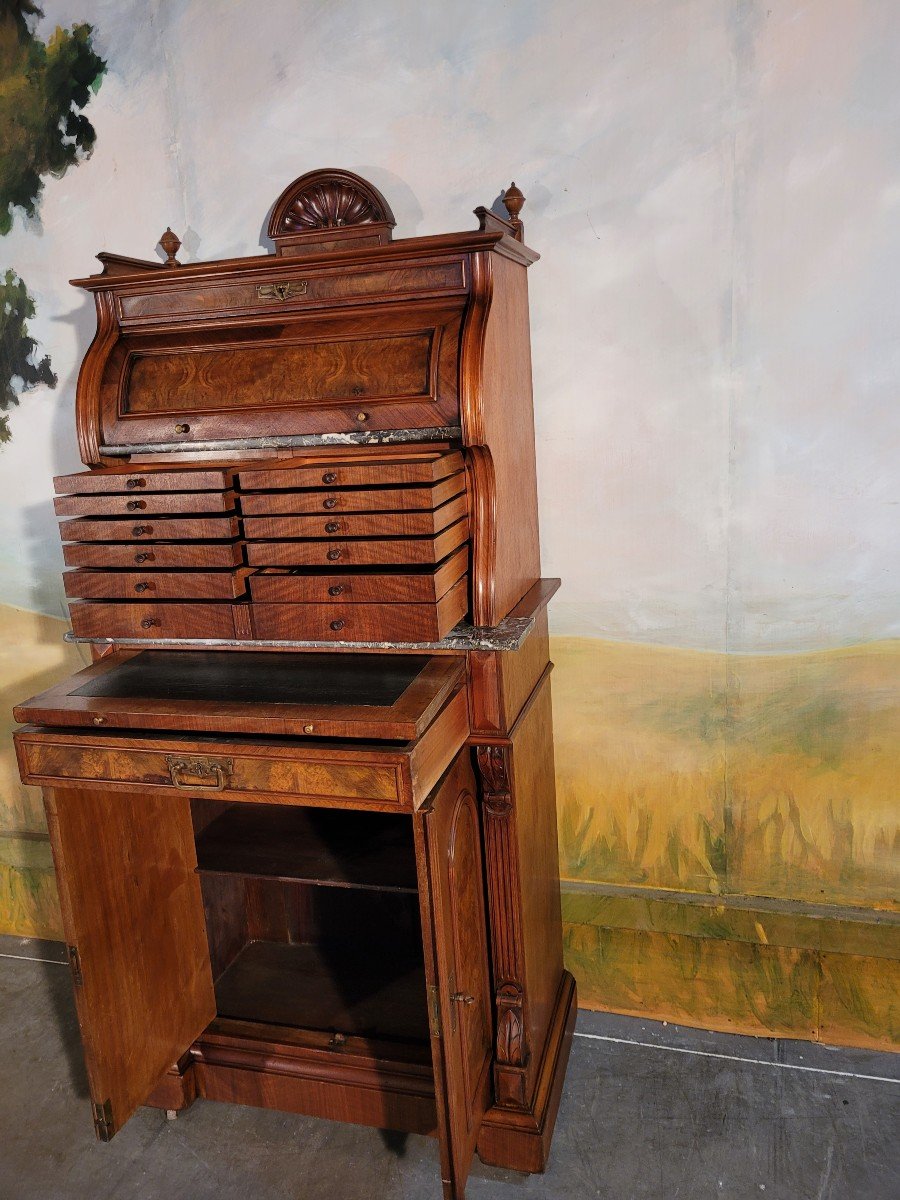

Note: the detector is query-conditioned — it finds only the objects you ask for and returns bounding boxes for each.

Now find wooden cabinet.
[12,169,575,1198]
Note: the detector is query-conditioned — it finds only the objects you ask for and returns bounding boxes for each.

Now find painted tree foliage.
[0,1,105,442]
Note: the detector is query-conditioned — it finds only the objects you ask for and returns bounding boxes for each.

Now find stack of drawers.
[55,450,469,643]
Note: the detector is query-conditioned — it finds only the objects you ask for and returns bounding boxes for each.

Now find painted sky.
[1,0,897,651]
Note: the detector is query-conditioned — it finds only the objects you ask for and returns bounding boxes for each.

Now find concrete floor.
[1,934,897,1200]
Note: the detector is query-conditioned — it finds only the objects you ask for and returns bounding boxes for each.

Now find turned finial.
[158,227,182,267]
[502,182,525,241]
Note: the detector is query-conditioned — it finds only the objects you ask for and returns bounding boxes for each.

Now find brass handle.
[126,477,146,489]
[330,619,345,632]
[326,548,342,561]
[450,992,475,1006]
[132,525,152,536]
[328,584,344,597]
[355,411,369,422]
[166,755,233,791]
[174,423,190,434]
[126,499,145,510]
[257,281,308,301]
[134,552,154,564]
[323,498,337,510]
[322,472,338,484]
[140,617,160,628]
[134,582,151,593]
[325,520,340,534]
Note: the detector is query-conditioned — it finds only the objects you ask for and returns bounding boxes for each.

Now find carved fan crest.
[268,169,396,255]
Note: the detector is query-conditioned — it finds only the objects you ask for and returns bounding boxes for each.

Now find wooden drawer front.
[239,475,464,516]
[54,490,236,518]
[116,259,467,324]
[240,451,463,491]
[246,519,468,568]
[59,516,240,542]
[63,541,244,569]
[252,579,468,642]
[17,740,403,807]
[69,602,236,639]
[248,547,468,605]
[64,570,250,601]
[243,494,467,542]
[53,467,234,494]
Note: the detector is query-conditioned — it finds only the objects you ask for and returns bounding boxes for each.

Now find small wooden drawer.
[238,474,465,516]
[54,467,234,494]
[248,547,468,605]
[68,602,237,639]
[14,688,469,813]
[64,570,252,601]
[59,516,241,542]
[246,519,468,569]
[54,490,236,518]
[62,541,244,569]
[242,494,467,542]
[239,450,464,491]
[251,578,468,642]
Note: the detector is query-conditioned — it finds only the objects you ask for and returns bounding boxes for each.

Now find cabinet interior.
[192,799,430,1051]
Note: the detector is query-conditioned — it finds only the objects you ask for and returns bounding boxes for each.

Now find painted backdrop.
[1,0,897,1049]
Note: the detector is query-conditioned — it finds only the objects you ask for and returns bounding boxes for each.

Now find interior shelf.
[214,939,429,1042]
[196,804,418,893]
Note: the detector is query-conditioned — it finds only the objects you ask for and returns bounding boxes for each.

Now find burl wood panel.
[44,785,215,1138]
[125,333,432,414]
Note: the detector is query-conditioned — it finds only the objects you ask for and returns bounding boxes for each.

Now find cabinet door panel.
[415,751,492,1200]
[45,786,215,1140]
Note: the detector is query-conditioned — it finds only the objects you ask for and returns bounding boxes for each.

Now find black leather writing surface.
[72,651,428,707]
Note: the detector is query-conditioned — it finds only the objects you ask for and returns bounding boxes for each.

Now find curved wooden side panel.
[75,290,119,467]
[464,445,497,627]
[458,250,493,447]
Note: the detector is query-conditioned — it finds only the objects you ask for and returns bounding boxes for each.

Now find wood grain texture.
[64,569,251,600]
[245,518,469,568]
[415,750,492,1200]
[242,492,467,541]
[247,547,467,605]
[54,490,236,517]
[239,474,464,515]
[55,465,235,493]
[68,601,237,640]
[62,541,244,569]
[240,449,463,490]
[59,516,240,542]
[44,785,215,1139]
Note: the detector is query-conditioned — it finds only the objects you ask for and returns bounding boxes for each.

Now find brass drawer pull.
[126,499,146,510]
[355,411,369,422]
[140,617,160,628]
[134,582,151,593]
[322,472,338,484]
[326,548,342,561]
[134,552,154,564]
[257,281,308,301]
[174,423,190,433]
[132,525,152,536]
[165,755,233,791]
[328,584,344,597]
[322,498,337,510]
[330,619,345,632]
[324,520,340,534]
[126,477,146,489]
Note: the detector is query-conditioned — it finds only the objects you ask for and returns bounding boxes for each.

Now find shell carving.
[282,182,381,230]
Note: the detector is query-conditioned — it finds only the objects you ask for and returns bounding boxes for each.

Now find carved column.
[475,745,530,1110]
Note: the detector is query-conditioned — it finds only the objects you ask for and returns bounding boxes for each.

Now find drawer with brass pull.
[54,490,237,518]
[245,518,469,568]
[64,569,252,601]
[242,493,467,542]
[59,516,240,543]
[239,475,465,516]
[62,541,244,569]
[248,547,468,605]
[54,467,235,494]
[68,602,237,639]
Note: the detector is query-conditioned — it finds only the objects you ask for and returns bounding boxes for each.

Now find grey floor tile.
[1,956,898,1200]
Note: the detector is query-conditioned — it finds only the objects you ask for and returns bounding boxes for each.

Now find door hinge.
[92,1098,114,1142]
[67,944,83,987]
[427,985,442,1039]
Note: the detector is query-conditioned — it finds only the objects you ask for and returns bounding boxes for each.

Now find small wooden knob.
[134,552,154,564]
[174,423,190,434]
[325,520,340,534]
[134,582,151,593]
[140,617,160,628]
[303,724,314,734]
[330,619,345,632]
[326,548,342,561]
[328,584,344,597]
[322,472,338,484]
[323,497,337,509]
[126,477,146,489]
[126,499,145,510]
[355,411,369,422]
[92,716,106,726]
[132,525,152,536]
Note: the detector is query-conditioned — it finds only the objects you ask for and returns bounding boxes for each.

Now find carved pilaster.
[475,745,531,1110]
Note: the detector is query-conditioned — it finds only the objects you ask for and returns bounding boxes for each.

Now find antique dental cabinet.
[12,170,576,1199]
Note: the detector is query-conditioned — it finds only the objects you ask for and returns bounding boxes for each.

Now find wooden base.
[147,970,577,1180]
[476,970,577,1174]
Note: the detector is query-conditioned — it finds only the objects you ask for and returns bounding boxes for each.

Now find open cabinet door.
[45,786,216,1141]
[415,752,493,1200]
